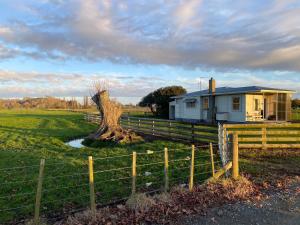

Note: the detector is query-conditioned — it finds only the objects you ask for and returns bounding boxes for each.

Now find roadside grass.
[0,109,219,224]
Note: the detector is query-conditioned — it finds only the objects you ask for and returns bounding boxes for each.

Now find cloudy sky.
[0,0,300,103]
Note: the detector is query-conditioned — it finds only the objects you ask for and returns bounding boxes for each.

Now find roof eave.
[170,89,296,99]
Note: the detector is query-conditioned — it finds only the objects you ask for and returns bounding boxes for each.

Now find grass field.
[292,109,300,121]
[0,110,218,224]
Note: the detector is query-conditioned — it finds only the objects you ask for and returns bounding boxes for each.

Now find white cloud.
[0,0,299,73]
[0,70,166,99]
[0,69,299,101]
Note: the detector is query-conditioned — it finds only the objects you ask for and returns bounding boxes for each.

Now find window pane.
[232,97,240,110]
[255,99,259,111]
[203,98,209,109]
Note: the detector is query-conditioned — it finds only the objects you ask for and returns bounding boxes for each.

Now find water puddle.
[66,138,85,148]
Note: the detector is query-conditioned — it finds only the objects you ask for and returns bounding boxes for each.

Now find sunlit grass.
[0,109,217,223]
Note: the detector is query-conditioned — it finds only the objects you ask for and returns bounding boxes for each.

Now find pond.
[66,138,85,148]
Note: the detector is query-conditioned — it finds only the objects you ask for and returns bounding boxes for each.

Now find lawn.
[292,109,300,121]
[0,110,219,224]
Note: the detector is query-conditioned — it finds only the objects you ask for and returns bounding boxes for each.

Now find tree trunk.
[90,90,140,143]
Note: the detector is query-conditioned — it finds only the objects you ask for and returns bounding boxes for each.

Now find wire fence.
[0,143,226,224]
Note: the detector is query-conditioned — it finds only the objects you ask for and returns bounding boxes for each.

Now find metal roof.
[172,86,295,99]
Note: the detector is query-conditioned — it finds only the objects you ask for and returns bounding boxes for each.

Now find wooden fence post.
[164,147,169,192]
[168,122,172,139]
[191,124,195,143]
[152,121,155,135]
[132,152,137,195]
[262,127,267,150]
[232,133,239,179]
[189,145,195,191]
[34,159,45,225]
[88,156,96,218]
[209,143,215,177]
[138,119,141,131]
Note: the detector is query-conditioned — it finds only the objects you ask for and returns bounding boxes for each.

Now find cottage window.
[232,97,241,111]
[186,102,196,108]
[203,97,209,110]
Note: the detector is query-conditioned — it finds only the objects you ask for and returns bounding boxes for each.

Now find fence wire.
[0,143,223,224]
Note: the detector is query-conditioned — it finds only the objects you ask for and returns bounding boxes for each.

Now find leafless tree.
[90,81,140,143]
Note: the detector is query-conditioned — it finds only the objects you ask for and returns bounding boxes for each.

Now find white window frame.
[186,101,196,108]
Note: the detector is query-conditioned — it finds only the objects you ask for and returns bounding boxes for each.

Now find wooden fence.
[224,123,300,149]
[84,113,218,144]
[84,113,300,149]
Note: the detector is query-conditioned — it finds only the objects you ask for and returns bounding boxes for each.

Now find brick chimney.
[207,77,216,124]
[209,78,216,94]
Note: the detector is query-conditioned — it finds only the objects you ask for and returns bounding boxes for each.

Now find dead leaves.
[62,177,262,225]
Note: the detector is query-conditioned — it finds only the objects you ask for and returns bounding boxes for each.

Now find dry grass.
[61,177,261,225]
[126,193,156,212]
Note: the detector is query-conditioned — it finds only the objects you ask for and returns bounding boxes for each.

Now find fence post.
[209,143,215,177]
[138,119,141,131]
[262,127,267,150]
[88,156,96,218]
[191,124,195,143]
[34,159,45,225]
[189,145,195,192]
[232,133,239,179]
[164,147,169,192]
[132,152,137,195]
[152,120,155,135]
[168,122,172,139]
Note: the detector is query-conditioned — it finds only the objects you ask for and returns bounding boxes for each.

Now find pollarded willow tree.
[90,82,141,143]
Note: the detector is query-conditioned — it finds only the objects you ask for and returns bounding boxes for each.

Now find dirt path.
[179,180,300,225]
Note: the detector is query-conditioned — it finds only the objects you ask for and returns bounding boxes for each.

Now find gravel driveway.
[179,180,300,225]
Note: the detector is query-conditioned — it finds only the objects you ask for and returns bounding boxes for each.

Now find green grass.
[239,148,300,182]
[0,109,218,223]
[292,109,300,121]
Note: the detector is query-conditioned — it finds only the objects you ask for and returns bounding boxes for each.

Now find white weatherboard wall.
[172,94,247,122]
[215,94,246,122]
[174,97,201,121]
[182,97,201,121]
[174,98,183,119]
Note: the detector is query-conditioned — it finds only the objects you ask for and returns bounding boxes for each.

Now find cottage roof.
[172,86,295,99]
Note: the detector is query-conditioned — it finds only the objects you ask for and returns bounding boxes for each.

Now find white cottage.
[169,78,295,123]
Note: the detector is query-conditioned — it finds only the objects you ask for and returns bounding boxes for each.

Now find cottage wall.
[215,94,246,122]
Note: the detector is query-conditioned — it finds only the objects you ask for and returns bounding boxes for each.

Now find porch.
[246,92,292,122]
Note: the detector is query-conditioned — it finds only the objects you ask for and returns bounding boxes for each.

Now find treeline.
[0,96,93,109]
[139,86,186,118]
[292,99,300,109]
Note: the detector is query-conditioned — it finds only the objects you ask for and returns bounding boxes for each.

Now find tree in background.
[0,97,81,109]
[138,92,156,114]
[292,99,300,109]
[139,86,186,118]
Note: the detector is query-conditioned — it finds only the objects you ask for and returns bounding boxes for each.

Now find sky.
[0,0,300,104]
